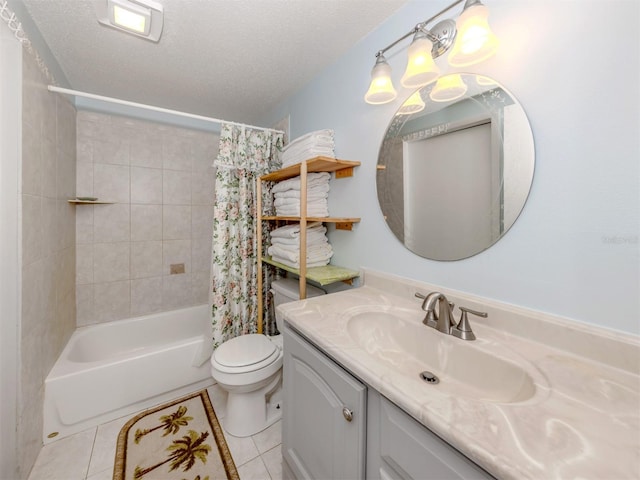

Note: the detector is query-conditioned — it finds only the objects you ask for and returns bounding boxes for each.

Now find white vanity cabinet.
[283,324,495,480]
[283,326,367,480]
[367,391,494,480]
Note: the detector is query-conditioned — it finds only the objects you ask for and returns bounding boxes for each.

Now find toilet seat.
[212,334,280,374]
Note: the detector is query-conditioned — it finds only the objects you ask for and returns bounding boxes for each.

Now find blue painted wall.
[260,0,640,334]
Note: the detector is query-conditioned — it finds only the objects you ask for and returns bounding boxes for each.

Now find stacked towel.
[280,129,335,167]
[268,222,333,269]
[272,172,330,217]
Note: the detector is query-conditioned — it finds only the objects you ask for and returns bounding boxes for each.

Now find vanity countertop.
[278,270,640,480]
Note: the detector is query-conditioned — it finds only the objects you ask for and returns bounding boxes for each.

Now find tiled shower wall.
[20,52,77,476]
[75,112,219,325]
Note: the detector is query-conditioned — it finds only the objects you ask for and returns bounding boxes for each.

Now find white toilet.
[210,277,325,437]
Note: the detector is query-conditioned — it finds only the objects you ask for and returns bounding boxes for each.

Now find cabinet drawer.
[283,326,366,480]
[376,395,493,480]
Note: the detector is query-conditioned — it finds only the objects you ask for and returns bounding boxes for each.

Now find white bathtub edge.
[43,378,214,444]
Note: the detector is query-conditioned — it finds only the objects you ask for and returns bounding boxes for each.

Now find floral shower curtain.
[210,123,283,348]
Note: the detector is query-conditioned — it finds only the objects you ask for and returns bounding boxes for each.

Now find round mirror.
[376,73,535,261]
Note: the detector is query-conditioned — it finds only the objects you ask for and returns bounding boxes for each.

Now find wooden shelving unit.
[257,156,361,333]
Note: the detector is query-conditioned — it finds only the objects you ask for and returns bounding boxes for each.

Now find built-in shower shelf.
[68,199,114,204]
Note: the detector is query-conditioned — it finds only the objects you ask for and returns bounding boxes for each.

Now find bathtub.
[43,305,214,443]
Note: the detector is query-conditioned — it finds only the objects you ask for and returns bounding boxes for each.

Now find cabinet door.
[283,326,366,480]
[367,391,494,480]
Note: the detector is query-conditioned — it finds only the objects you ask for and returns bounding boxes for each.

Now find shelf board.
[262,257,359,286]
[261,156,361,182]
[68,199,114,204]
[261,216,360,223]
[262,216,360,230]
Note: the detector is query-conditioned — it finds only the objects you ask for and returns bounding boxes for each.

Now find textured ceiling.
[20,0,409,124]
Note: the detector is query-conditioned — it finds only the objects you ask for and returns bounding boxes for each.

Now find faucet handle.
[459,306,488,319]
[451,307,487,341]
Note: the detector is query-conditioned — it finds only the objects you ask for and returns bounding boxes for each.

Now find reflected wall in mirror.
[376,73,535,261]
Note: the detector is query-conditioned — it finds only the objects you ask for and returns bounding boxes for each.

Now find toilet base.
[222,373,283,437]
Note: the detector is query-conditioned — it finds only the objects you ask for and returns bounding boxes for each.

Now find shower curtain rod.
[47,86,284,134]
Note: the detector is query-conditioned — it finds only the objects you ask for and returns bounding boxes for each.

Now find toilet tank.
[271,278,325,307]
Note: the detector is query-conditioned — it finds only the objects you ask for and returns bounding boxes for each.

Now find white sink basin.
[347,311,537,403]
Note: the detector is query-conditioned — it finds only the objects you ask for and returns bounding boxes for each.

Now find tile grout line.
[83,427,99,480]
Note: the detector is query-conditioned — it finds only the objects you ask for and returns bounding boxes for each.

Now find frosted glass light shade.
[476,74,496,86]
[448,3,498,67]
[401,36,440,88]
[398,91,425,115]
[429,74,468,102]
[365,56,397,105]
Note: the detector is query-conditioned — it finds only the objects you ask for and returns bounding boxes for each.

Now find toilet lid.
[213,334,278,369]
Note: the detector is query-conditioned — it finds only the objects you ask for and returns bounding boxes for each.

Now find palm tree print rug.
[113,390,239,480]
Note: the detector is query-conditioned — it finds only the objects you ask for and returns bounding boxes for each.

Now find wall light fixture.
[95,0,164,42]
[398,91,426,115]
[364,0,498,105]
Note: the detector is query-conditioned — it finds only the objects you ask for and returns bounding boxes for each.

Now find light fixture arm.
[374,0,466,60]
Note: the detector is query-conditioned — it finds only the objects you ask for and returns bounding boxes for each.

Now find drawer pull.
[342,407,353,422]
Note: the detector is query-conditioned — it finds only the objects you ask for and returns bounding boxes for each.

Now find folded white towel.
[274,196,328,208]
[273,183,330,198]
[281,130,334,153]
[268,243,333,262]
[271,255,331,269]
[276,205,329,217]
[270,222,323,238]
[273,194,328,207]
[267,245,333,263]
[307,243,333,255]
[282,147,335,168]
[279,130,336,167]
[270,230,328,247]
[272,172,330,194]
[273,197,300,207]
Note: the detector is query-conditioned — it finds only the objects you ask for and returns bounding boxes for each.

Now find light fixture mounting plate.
[429,19,457,58]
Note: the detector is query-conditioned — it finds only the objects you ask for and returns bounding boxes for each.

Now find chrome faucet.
[415,292,487,341]
[418,292,455,333]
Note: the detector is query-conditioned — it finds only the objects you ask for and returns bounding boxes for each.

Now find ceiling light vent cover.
[95,0,164,42]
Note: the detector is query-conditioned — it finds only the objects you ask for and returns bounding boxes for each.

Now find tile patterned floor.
[27,384,282,480]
